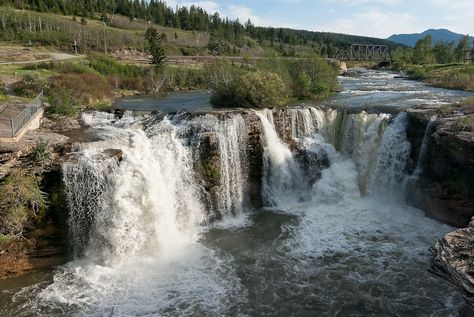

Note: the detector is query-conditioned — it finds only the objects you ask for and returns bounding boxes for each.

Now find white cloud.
[177,1,220,13]
[314,9,418,38]
[324,0,404,6]
[226,4,300,28]
[429,0,474,35]
[172,1,298,28]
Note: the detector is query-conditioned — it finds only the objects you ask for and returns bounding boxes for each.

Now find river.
[0,70,472,316]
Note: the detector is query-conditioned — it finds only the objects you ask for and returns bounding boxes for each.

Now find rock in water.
[431,218,474,310]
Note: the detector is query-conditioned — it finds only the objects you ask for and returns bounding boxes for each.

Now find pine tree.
[145,27,166,68]
[456,35,470,62]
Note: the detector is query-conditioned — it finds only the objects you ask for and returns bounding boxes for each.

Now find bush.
[0,81,6,95]
[13,74,48,97]
[408,66,431,80]
[53,73,112,103]
[30,139,51,164]
[460,97,474,114]
[88,54,143,77]
[46,86,81,116]
[237,70,288,107]
[0,170,47,238]
[109,76,147,91]
[206,60,245,107]
[208,57,338,107]
[22,61,96,74]
[290,59,339,98]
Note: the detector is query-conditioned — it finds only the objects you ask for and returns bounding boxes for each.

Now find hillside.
[0,0,398,58]
[388,29,473,47]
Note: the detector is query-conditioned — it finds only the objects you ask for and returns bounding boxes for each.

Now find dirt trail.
[0,52,81,65]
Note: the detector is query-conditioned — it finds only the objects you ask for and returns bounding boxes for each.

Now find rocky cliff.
[407,109,474,228]
[407,108,474,312]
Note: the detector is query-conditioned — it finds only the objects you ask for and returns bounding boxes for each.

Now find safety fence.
[0,92,43,138]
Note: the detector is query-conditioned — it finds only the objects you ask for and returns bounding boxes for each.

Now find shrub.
[205,59,243,91]
[109,76,147,91]
[408,66,431,80]
[166,67,207,90]
[30,139,51,164]
[0,170,47,238]
[206,60,246,107]
[53,73,112,103]
[0,81,6,95]
[236,70,288,107]
[46,86,81,116]
[88,54,143,77]
[13,74,48,97]
[460,97,474,114]
[208,58,338,107]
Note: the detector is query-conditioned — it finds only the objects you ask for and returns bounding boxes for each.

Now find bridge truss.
[337,44,392,64]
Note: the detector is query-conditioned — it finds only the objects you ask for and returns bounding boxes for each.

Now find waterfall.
[254,107,412,206]
[22,105,439,316]
[44,113,249,316]
[256,109,307,207]
[63,123,206,261]
[288,107,318,138]
[63,153,118,258]
[62,113,249,260]
[368,112,411,200]
[211,115,248,216]
[412,116,436,178]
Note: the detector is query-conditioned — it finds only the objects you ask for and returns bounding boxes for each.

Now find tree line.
[392,35,472,67]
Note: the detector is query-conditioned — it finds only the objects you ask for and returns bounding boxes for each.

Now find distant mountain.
[388,29,473,47]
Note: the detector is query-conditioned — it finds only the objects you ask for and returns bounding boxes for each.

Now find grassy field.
[0,7,273,58]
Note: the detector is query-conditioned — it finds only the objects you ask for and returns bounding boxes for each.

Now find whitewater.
[1,70,470,316]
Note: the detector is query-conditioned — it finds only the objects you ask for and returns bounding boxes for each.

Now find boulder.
[103,148,123,162]
[431,218,474,310]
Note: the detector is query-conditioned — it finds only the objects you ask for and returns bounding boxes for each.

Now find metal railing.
[0,92,43,138]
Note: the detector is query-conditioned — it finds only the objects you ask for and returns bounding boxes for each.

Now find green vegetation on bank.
[391,34,474,91]
[406,64,474,92]
[8,49,339,112]
[9,53,209,116]
[0,170,47,241]
[392,34,470,69]
[207,57,339,108]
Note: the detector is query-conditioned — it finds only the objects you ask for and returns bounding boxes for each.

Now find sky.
[165,0,473,39]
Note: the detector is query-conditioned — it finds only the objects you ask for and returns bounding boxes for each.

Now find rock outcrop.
[407,108,474,311]
[407,109,474,228]
[431,218,474,310]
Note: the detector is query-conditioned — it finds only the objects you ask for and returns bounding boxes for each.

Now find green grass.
[0,234,14,244]
[0,7,214,56]
[0,64,57,78]
[407,64,474,91]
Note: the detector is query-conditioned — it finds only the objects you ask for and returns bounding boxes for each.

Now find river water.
[0,70,472,317]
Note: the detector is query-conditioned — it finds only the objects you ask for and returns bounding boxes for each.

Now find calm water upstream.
[0,69,472,317]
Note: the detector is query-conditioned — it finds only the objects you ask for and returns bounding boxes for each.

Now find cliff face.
[407,110,474,228]
[407,109,474,311]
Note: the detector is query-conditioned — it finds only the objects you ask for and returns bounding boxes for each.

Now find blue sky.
[167,0,473,38]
